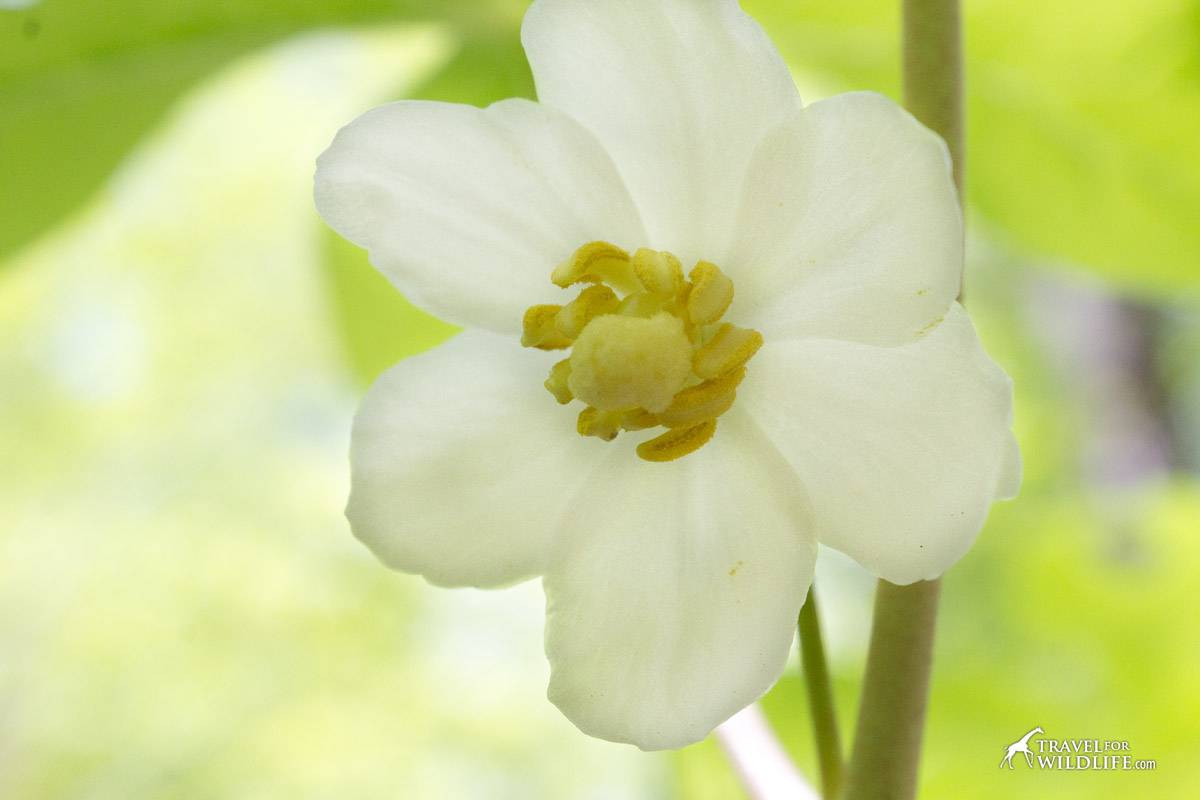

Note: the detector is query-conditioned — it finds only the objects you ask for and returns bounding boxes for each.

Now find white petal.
[729,92,963,347]
[543,410,816,750]
[740,304,1019,585]
[347,330,606,588]
[315,98,646,333]
[522,0,799,262]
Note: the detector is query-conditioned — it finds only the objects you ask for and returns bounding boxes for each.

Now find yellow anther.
[620,408,659,431]
[568,312,693,414]
[656,366,745,429]
[632,248,684,295]
[675,279,693,306]
[636,419,718,462]
[692,323,764,380]
[545,359,574,404]
[555,284,620,339]
[521,304,572,350]
[551,241,634,289]
[686,261,735,325]
[577,407,623,441]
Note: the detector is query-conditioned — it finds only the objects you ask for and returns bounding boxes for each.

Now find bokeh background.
[1,0,1197,798]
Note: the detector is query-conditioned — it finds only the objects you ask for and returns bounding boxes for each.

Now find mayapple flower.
[315,0,1020,750]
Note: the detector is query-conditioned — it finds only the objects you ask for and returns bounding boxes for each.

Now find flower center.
[521,241,763,462]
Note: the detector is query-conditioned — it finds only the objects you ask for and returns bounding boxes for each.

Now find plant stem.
[840,3,962,798]
[798,587,843,798]
[902,0,964,197]
[841,579,941,800]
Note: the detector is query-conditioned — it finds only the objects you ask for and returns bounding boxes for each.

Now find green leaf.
[0,0,525,262]
[747,0,1200,293]
[965,0,1200,294]
[323,229,460,387]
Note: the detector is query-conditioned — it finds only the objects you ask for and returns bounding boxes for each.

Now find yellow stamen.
[616,291,666,319]
[521,304,572,350]
[686,261,735,326]
[636,420,718,462]
[693,323,764,380]
[555,284,620,339]
[552,241,634,289]
[632,248,685,295]
[620,407,659,431]
[545,359,573,405]
[577,407,623,441]
[656,367,745,429]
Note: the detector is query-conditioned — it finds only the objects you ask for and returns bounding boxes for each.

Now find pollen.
[521,240,764,462]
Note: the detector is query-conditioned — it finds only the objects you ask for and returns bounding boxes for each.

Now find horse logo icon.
[1001,727,1044,769]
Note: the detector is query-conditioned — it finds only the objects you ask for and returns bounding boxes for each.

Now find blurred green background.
[1,0,1197,798]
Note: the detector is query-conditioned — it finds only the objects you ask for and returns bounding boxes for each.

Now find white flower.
[314,0,1020,750]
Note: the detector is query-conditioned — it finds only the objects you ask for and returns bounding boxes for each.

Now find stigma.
[521,241,763,462]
